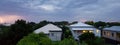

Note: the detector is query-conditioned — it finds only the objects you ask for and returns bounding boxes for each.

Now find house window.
[104,31,106,35]
[96,30,99,33]
[83,30,86,33]
[89,31,93,33]
[51,33,54,36]
[107,32,110,36]
[111,33,114,37]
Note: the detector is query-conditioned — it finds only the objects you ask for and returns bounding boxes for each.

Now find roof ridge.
[70,22,92,26]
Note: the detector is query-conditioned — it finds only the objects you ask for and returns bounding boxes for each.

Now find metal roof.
[104,26,120,32]
[34,24,62,34]
[70,22,93,27]
[71,28,94,30]
[70,22,95,30]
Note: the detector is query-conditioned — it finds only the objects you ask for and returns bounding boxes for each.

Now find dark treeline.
[0,20,36,45]
[0,19,76,45]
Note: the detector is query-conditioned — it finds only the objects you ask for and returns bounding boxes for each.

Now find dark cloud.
[0,0,120,23]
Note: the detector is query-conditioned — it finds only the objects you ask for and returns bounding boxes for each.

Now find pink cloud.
[0,14,24,23]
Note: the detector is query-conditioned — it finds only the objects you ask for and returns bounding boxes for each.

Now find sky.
[0,0,120,23]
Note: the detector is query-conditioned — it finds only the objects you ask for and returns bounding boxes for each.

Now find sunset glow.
[0,15,23,23]
[80,19,87,23]
[0,17,4,23]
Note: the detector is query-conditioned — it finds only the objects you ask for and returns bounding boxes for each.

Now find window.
[89,31,93,33]
[107,32,110,36]
[51,33,54,36]
[83,30,86,33]
[96,30,99,33]
[104,31,106,35]
[111,32,114,37]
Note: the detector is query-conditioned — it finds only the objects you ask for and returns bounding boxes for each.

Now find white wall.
[49,31,62,41]
[71,29,101,40]
[94,29,101,37]
[102,30,118,41]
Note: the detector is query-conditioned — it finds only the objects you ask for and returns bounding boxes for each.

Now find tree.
[52,21,69,27]
[70,21,78,25]
[94,21,107,29]
[107,22,120,26]
[33,20,50,30]
[94,21,107,37]
[85,21,94,25]
[0,19,35,45]
[61,25,72,40]
[0,25,10,40]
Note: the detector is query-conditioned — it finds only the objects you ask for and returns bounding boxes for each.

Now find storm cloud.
[0,0,120,23]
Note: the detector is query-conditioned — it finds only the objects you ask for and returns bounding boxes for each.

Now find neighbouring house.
[103,26,120,44]
[69,22,101,40]
[34,24,62,41]
[3,23,11,26]
[0,23,11,26]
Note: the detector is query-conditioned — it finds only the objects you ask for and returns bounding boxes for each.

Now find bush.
[17,33,52,45]
[79,32,95,42]
[79,32,107,45]
[59,38,78,45]
[81,41,88,45]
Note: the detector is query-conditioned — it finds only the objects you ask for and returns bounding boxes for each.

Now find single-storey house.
[103,26,120,44]
[34,24,62,41]
[69,22,101,40]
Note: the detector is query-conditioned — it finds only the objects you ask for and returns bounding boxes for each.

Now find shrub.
[79,32,106,45]
[17,33,52,45]
[79,32,95,42]
[85,37,105,45]
[81,41,88,45]
[59,38,78,45]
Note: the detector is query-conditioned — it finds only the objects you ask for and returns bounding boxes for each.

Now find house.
[69,22,101,40]
[34,24,62,41]
[3,23,11,26]
[0,23,11,26]
[103,26,120,44]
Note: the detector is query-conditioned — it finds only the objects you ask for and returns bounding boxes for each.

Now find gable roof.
[70,22,94,30]
[70,22,93,27]
[34,24,62,34]
[104,26,120,32]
